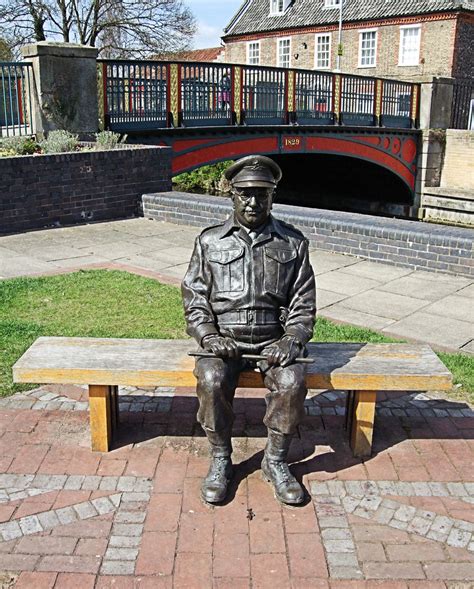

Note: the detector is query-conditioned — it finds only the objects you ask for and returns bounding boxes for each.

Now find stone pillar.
[21,42,98,138]
[419,77,454,130]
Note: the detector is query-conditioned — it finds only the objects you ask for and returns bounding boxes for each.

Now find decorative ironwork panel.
[0,62,34,137]
[381,80,413,129]
[295,70,334,125]
[97,59,420,132]
[101,60,168,130]
[451,78,474,130]
[340,75,376,126]
[242,66,286,125]
[180,63,232,127]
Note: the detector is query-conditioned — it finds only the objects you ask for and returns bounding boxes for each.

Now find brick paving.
[1,217,473,586]
[0,383,471,588]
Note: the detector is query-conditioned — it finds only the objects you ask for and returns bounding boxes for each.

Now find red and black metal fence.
[0,62,34,137]
[451,78,474,130]
[98,60,420,132]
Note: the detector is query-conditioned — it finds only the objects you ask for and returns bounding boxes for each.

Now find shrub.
[173,161,234,194]
[95,130,121,150]
[0,136,39,156]
[40,130,79,154]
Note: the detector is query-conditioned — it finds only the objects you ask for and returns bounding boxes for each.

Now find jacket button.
[248,311,254,323]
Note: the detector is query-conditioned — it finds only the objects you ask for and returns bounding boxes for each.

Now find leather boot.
[261,429,304,505]
[201,427,233,504]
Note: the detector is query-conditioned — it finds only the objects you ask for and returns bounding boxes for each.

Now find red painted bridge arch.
[132,127,420,193]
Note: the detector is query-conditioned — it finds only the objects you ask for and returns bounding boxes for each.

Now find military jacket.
[182,214,316,347]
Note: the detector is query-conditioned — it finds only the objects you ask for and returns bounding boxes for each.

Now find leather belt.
[217,309,282,325]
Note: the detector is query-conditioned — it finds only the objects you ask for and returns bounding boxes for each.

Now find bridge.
[99,60,421,196]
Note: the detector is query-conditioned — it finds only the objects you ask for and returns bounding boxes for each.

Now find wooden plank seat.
[13,337,452,457]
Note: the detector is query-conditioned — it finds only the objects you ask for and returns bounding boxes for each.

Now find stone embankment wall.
[420,130,474,226]
[143,191,473,278]
[1,146,171,234]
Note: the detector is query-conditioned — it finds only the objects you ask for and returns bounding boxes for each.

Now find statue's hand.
[262,335,301,367]
[202,335,239,359]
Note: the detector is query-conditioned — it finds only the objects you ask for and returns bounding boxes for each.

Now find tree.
[0,0,196,58]
[0,38,14,61]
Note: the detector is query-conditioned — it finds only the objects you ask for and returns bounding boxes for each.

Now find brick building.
[222,0,474,82]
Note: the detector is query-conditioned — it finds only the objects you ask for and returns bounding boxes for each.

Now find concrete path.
[0,218,472,353]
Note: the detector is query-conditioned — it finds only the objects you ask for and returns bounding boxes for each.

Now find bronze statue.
[182,155,316,505]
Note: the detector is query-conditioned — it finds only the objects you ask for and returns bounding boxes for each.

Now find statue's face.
[232,186,274,229]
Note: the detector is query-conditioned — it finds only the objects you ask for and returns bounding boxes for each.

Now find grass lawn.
[1,269,472,403]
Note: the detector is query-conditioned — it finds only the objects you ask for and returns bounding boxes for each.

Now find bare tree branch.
[0,0,197,57]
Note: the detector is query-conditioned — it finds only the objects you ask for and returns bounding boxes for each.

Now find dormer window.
[270,0,290,15]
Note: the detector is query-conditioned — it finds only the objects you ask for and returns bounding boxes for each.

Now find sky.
[188,0,245,48]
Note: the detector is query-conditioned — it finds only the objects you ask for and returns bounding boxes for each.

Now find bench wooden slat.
[13,337,452,391]
[12,337,453,457]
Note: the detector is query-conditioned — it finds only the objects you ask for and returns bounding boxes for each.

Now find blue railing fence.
[98,59,420,132]
[0,62,35,137]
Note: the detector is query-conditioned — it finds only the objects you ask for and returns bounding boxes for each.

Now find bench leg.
[89,385,115,452]
[350,390,376,458]
[110,385,119,430]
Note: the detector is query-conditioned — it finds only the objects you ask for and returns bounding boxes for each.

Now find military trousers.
[194,355,307,436]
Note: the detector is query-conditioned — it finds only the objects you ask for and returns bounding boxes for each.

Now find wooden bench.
[13,337,452,458]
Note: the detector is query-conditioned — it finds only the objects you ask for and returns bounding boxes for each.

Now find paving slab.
[333,290,431,321]
[309,250,360,275]
[378,274,469,301]
[316,271,382,297]
[340,260,413,282]
[383,312,474,350]
[141,246,194,265]
[423,295,474,324]
[316,289,349,310]
[113,256,175,273]
[456,283,474,299]
[0,254,56,278]
[319,305,397,331]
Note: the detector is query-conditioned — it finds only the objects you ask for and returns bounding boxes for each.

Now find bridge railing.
[98,59,420,131]
[0,61,35,137]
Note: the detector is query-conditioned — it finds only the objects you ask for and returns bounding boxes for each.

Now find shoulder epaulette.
[277,219,306,239]
[199,222,225,236]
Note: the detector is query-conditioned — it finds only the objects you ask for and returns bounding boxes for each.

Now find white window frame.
[270,0,284,15]
[277,37,291,68]
[315,33,332,69]
[398,25,421,66]
[247,41,260,65]
[358,28,378,68]
[324,0,341,7]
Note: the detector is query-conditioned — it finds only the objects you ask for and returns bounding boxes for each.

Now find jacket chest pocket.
[208,247,245,293]
[264,247,297,295]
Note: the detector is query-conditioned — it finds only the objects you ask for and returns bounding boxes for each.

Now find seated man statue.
[182,155,316,505]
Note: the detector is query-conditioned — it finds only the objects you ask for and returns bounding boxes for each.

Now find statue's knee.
[196,361,229,390]
[272,366,306,395]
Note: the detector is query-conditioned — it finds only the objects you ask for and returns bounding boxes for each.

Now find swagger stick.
[189,351,314,364]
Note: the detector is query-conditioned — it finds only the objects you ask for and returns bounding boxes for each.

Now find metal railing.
[451,78,474,130]
[98,59,420,131]
[0,62,35,137]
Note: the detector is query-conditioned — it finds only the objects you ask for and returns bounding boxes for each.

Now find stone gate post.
[21,42,98,138]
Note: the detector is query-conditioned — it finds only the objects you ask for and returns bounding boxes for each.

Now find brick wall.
[0,146,171,235]
[143,191,473,278]
[441,130,474,191]
[224,17,457,82]
[453,15,474,79]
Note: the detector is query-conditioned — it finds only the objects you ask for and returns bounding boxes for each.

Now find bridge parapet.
[98,60,420,132]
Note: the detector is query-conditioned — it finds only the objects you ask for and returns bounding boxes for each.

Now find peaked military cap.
[224,155,282,188]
